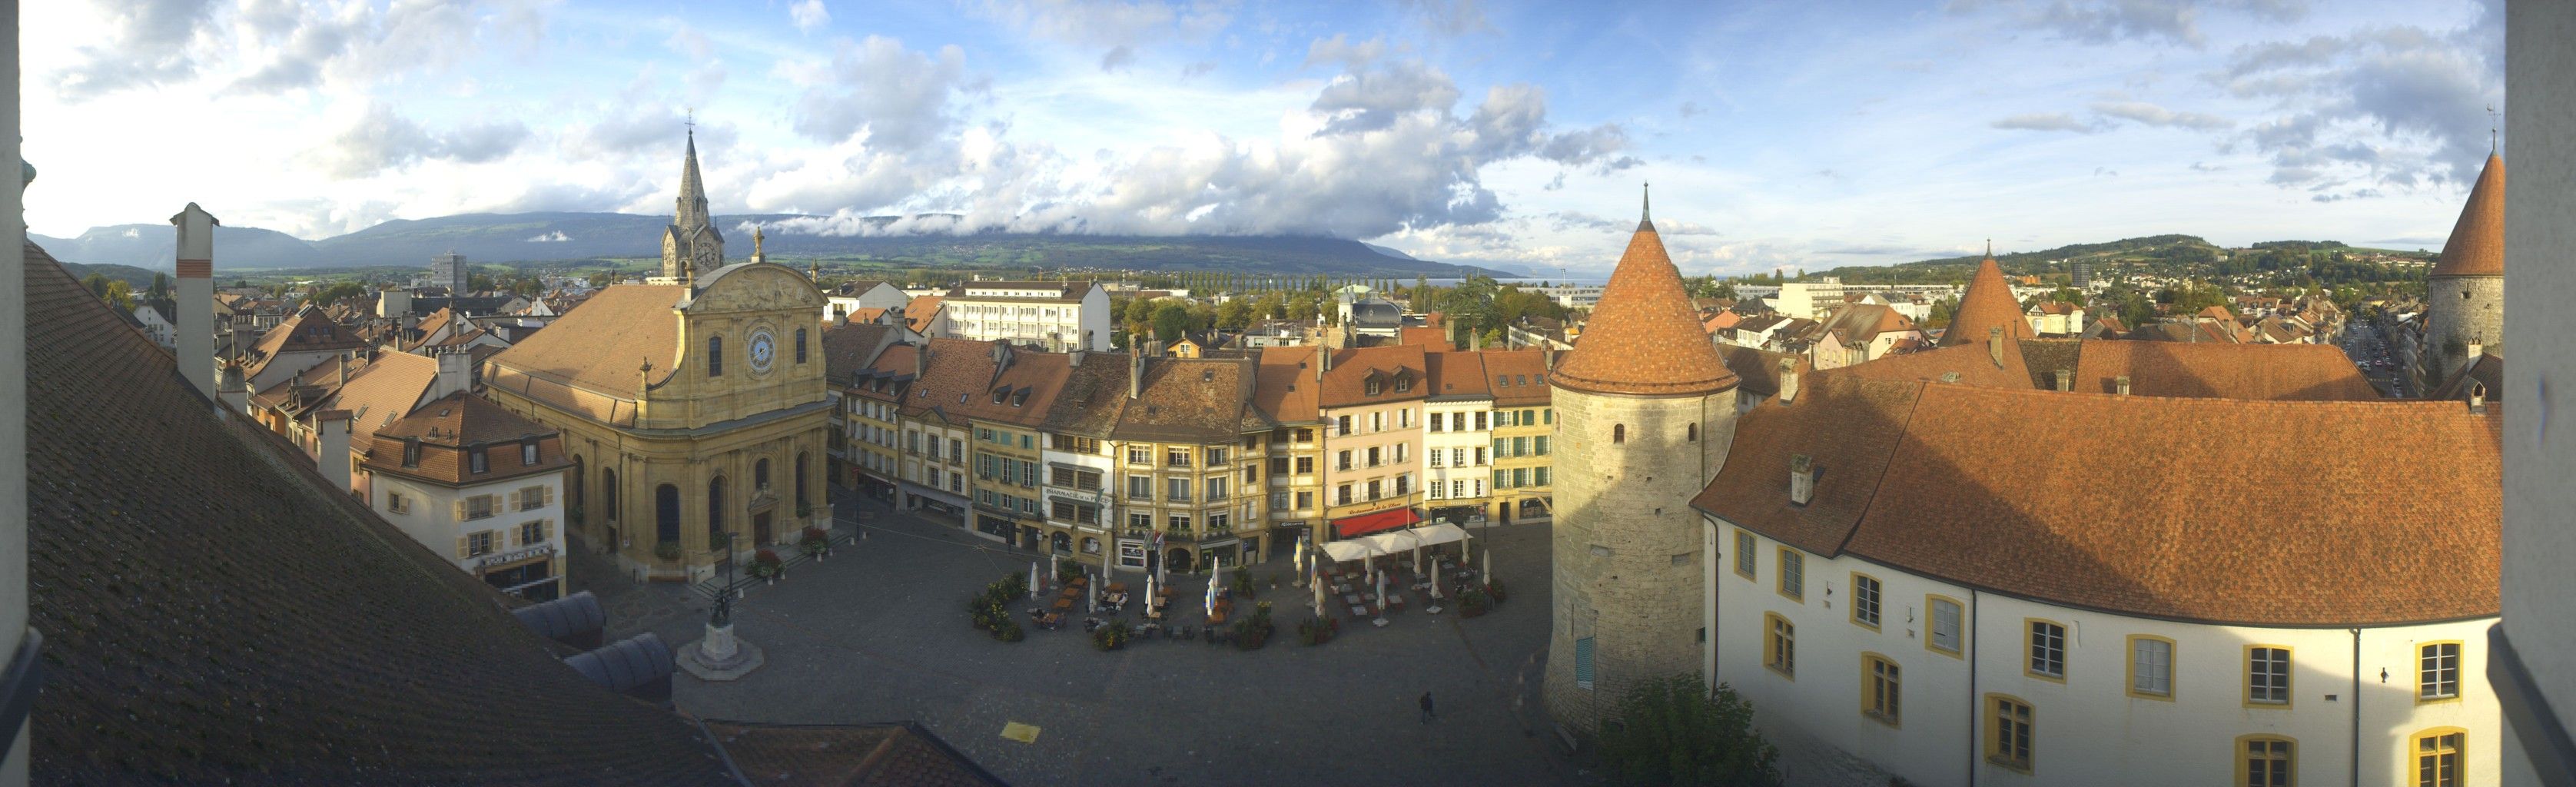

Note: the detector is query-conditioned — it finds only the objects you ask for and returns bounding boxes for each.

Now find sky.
[25,0,2504,277]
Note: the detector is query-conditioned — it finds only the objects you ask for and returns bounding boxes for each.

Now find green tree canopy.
[1150,302,1192,341]
[1596,676,1781,787]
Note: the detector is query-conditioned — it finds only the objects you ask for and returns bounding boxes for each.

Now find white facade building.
[1421,352,1492,527]
[1691,370,2501,787]
[131,303,176,349]
[824,280,909,324]
[359,392,571,601]
[938,281,1112,352]
[1774,277,1846,320]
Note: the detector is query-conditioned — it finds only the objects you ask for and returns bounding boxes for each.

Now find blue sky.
[27,0,2501,276]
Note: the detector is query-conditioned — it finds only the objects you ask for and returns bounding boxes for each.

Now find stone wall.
[2422,274,2504,385]
[1542,384,1738,727]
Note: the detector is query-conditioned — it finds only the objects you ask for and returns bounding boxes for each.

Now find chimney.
[1318,345,1334,379]
[2114,375,2132,396]
[315,410,354,493]
[914,342,928,380]
[1777,358,1800,403]
[2469,383,2488,415]
[432,349,470,400]
[1129,350,1145,399]
[1471,329,1483,352]
[1788,453,1815,506]
[217,356,249,413]
[172,203,219,399]
[2053,369,2072,392]
[1082,329,1097,354]
[1987,326,2005,368]
[1544,347,1556,370]
[991,340,1011,369]
[337,354,350,389]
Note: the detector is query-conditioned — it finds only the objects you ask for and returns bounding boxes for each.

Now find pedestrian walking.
[1419,692,1436,724]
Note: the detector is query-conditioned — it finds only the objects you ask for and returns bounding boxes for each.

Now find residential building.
[825,279,909,325]
[246,348,460,493]
[819,321,907,499]
[888,338,1071,547]
[234,304,370,402]
[360,391,571,600]
[430,250,470,294]
[1484,348,1555,525]
[1314,344,1430,540]
[1253,346,1326,550]
[1038,351,1128,567]
[1109,355,1272,571]
[1421,350,1493,527]
[131,301,175,348]
[938,280,1113,352]
[1774,277,1846,320]
[1697,370,2500,786]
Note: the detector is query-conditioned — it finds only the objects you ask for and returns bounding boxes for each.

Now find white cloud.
[787,36,979,152]
[1990,112,2103,133]
[525,231,573,242]
[2090,100,2234,130]
[790,0,830,32]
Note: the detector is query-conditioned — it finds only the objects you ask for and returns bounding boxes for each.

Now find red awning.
[1332,507,1421,539]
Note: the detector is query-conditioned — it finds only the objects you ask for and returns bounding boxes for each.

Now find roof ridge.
[1827,377,1927,557]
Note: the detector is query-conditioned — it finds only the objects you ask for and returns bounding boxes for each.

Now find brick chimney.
[315,409,353,493]
[171,203,218,399]
[2114,375,2132,395]
[1987,326,2006,368]
[1777,357,1800,403]
[2053,369,2072,392]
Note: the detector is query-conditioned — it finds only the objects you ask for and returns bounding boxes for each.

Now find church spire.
[1638,182,1654,231]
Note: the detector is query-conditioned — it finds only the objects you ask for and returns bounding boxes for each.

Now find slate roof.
[2430,350,2505,402]
[2431,152,2506,277]
[1553,215,1737,397]
[22,241,743,784]
[486,284,689,400]
[1695,372,2499,626]
[1939,257,2033,347]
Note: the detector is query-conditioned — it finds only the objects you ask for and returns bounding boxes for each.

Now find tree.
[1215,298,1253,330]
[1595,676,1782,787]
[587,271,619,290]
[98,280,136,312]
[468,273,494,294]
[1924,297,1956,329]
[1150,302,1191,342]
[81,273,111,299]
[308,281,367,307]
[150,272,171,299]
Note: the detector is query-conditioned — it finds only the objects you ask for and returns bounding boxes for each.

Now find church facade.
[483,131,833,582]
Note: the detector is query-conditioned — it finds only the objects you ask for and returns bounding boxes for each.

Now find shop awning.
[1332,507,1420,539]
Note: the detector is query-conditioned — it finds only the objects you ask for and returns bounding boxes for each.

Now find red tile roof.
[1552,214,1736,396]
[1696,373,2498,626]
[1940,257,2032,347]
[2432,153,2506,277]
[1480,348,1553,406]
[1399,325,1454,348]
[1252,345,1323,423]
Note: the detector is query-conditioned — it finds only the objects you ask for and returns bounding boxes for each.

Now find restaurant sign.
[474,543,556,571]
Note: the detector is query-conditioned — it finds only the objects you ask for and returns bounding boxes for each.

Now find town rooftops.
[364,390,571,486]
[243,304,370,376]
[1551,198,1737,397]
[486,284,690,401]
[905,295,946,333]
[1835,337,2382,401]
[1316,344,1429,407]
[947,280,1097,301]
[1112,356,1266,441]
[1251,345,1323,423]
[2431,152,2506,277]
[1480,348,1553,407]
[1694,371,2498,627]
[1422,350,1492,400]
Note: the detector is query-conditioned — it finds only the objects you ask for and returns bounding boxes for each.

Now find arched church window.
[1688,423,1699,442]
[795,328,808,364]
[708,335,725,376]
[1613,424,1626,443]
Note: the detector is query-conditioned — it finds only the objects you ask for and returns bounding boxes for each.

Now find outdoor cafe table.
[1052,597,1074,611]
[1107,582,1127,594]
[1343,593,1365,606]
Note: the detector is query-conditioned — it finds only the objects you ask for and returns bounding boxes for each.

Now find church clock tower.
[661,127,725,281]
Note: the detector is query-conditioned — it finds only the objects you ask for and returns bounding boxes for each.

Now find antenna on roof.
[1641,182,1651,223]
[2488,104,2498,154]
[1985,238,1992,258]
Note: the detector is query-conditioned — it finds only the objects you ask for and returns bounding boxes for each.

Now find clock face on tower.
[748,330,776,374]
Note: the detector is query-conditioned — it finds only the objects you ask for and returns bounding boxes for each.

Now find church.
[483,129,835,583]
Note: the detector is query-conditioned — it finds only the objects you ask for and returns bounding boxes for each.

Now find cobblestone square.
[580,489,1584,786]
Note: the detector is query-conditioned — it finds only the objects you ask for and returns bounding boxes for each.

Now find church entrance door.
[753,512,773,546]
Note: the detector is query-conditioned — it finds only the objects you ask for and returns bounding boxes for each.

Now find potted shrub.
[1486,579,1506,605]
[1459,586,1492,618]
[749,549,785,583]
[1231,601,1276,650]
[1230,572,1257,600]
[1296,615,1339,646]
[799,527,831,560]
[1092,620,1132,651]
[1057,560,1086,586]
[654,540,683,561]
[1001,572,1030,600]
[795,500,815,520]
[991,616,1025,643]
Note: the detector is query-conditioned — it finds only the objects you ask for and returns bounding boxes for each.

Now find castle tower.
[660,128,725,280]
[2420,153,2505,386]
[1542,188,1741,727]
[1940,251,2033,347]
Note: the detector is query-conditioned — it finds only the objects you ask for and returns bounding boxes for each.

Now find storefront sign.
[474,543,555,571]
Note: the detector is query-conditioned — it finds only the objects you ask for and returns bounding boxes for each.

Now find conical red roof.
[1939,256,2033,347]
[1553,208,1737,397]
[2431,153,2505,277]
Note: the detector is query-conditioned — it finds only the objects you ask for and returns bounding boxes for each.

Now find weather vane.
[685,107,695,132]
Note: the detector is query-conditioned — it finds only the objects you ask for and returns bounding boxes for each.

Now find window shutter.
[543,486,556,506]
[453,499,469,520]
[506,491,521,511]
[456,536,469,560]
[1574,636,1596,689]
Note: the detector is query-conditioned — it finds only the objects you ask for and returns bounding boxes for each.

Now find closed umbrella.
[1145,573,1158,620]
[1050,553,1059,589]
[1087,571,1098,613]
[1412,541,1422,576]
[1373,569,1388,626]
[1205,563,1218,618]
[1430,560,1443,599]
[1482,544,1491,584]
[1030,562,1041,599]
[1313,565,1326,615]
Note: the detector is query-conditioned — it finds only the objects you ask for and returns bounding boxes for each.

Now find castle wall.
[1542,384,1738,726]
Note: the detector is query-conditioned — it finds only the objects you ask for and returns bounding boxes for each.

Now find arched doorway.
[709,477,729,550]
[1166,547,1193,573]
[1519,498,1548,520]
[1051,532,1072,554]
[654,484,680,550]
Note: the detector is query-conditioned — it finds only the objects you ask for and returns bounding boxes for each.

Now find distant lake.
[1422,276,1611,287]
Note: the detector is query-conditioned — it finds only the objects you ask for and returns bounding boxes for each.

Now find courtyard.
[583,489,1587,787]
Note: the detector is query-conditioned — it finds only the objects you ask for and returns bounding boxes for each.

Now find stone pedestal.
[678,621,765,681]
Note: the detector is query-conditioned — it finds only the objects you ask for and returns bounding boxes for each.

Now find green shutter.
[1575,636,1595,689]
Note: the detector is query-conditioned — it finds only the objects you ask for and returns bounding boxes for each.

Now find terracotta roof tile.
[1696,374,2498,626]
[1423,350,1491,400]
[1715,344,1810,399]
[1479,349,1554,406]
[1316,344,1429,407]
[364,391,571,485]
[2431,153,2505,277]
[1252,345,1323,423]
[1552,216,1736,396]
[905,296,946,333]
[1940,257,2033,347]
[1399,325,1454,348]
[488,284,689,400]
[1113,357,1260,441]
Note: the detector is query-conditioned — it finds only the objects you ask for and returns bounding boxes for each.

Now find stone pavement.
[575,488,1595,787]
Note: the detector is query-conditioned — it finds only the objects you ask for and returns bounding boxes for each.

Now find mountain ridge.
[32,211,1522,277]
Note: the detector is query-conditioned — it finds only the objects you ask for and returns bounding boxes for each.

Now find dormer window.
[470,448,489,474]
[401,438,422,468]
[1394,373,1413,393]
[994,387,1009,403]
[521,440,539,465]
[1365,376,1383,396]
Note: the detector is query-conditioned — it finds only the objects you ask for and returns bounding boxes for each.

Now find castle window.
[1851,573,1882,629]
[1986,695,2033,772]
[2247,646,2292,706]
[2130,636,2176,699]
[1687,423,1699,442]
[1777,549,1804,600]
[1612,424,1625,443]
[2239,736,2293,787]
[2412,728,2464,787]
[1764,613,1795,678]
[1863,654,1900,726]
[2027,620,2066,679]
[2420,642,2462,701]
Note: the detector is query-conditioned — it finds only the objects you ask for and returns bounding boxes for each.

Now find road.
[2339,320,2408,397]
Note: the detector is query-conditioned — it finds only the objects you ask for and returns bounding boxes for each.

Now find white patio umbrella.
[1313,565,1326,615]
[1087,571,1098,613]
[1029,562,1041,599]
[1412,541,1423,576]
[1145,573,1158,620]
[1483,544,1492,583]
[1430,559,1443,599]
[1205,563,1218,618]
[1050,553,1059,589]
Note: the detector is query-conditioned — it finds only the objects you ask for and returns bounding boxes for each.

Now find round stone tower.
[1542,191,1740,728]
[2421,152,2506,387]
